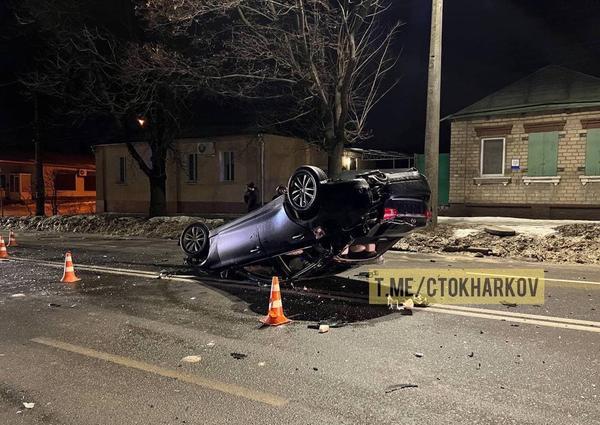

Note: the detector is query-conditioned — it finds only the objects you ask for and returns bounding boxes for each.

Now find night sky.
[2,0,600,155]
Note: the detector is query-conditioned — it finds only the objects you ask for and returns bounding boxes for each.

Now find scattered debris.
[10,294,25,298]
[206,341,215,348]
[394,222,600,264]
[180,355,202,364]
[385,384,418,393]
[466,247,493,256]
[412,294,430,307]
[308,321,348,330]
[258,362,266,367]
[230,352,247,360]
[501,301,518,308]
[48,303,61,308]
[468,352,474,358]
[318,324,330,334]
[22,402,35,409]
[414,352,424,358]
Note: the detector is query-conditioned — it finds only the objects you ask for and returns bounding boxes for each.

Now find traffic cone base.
[61,251,81,283]
[0,237,8,260]
[260,277,290,326]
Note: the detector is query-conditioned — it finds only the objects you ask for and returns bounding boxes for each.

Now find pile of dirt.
[396,223,600,264]
[0,215,226,239]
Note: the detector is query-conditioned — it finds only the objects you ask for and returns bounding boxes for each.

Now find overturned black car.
[180,166,431,283]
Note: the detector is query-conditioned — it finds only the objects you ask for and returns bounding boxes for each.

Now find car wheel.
[287,166,326,214]
[180,222,210,258]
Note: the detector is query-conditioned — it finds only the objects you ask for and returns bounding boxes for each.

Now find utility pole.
[33,92,45,216]
[424,0,443,225]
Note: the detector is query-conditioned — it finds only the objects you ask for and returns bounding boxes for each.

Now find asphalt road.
[0,232,599,424]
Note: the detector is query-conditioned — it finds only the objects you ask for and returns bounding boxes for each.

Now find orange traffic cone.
[60,251,81,283]
[7,231,17,247]
[260,277,290,326]
[0,236,8,260]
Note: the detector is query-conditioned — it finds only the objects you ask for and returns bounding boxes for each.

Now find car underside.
[180,166,431,283]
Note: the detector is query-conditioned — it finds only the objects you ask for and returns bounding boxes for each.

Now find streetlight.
[137,117,146,128]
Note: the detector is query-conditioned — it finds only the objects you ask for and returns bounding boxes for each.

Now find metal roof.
[445,66,600,121]
[345,148,411,161]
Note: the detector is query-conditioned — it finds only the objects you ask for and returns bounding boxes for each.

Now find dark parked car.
[180,166,431,282]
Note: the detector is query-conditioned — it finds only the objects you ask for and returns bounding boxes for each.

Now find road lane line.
[424,308,600,333]
[466,271,600,287]
[430,304,600,327]
[31,337,288,407]
[14,257,600,333]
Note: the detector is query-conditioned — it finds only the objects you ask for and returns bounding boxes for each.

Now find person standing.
[244,182,260,212]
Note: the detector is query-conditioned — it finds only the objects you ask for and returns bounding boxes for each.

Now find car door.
[258,199,315,256]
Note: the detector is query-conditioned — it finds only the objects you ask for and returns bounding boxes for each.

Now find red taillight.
[425,209,433,221]
[383,208,399,221]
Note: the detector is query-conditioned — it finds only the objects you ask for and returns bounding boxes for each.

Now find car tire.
[286,166,326,217]
[180,222,210,259]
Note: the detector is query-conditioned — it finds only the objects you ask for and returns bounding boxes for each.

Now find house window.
[585,128,600,176]
[118,157,127,183]
[0,175,6,189]
[9,175,20,193]
[528,132,558,176]
[480,138,505,176]
[220,151,235,182]
[187,153,198,182]
[55,173,76,191]
[84,173,96,191]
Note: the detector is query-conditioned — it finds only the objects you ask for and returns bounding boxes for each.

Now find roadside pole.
[33,92,45,216]
[424,0,443,225]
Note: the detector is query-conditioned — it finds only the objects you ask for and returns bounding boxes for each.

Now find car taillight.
[383,208,399,221]
[425,209,433,221]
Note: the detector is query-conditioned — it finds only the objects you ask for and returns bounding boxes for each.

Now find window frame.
[480,137,506,177]
[54,173,77,191]
[220,151,235,182]
[9,174,20,193]
[118,156,127,184]
[187,153,198,183]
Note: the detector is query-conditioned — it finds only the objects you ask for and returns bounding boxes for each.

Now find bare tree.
[14,0,199,217]
[142,0,401,176]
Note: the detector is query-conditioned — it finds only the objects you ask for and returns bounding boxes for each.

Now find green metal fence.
[415,153,450,206]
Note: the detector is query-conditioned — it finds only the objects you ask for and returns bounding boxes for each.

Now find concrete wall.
[449,108,600,219]
[96,134,328,215]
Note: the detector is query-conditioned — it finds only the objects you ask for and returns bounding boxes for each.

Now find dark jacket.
[244,188,259,212]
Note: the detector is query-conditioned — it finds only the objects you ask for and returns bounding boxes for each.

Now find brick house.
[446,66,600,219]
[0,152,96,215]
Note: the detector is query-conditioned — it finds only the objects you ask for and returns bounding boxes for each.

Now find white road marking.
[425,307,600,333]
[430,304,600,327]
[12,257,600,333]
[466,271,600,287]
[31,337,288,407]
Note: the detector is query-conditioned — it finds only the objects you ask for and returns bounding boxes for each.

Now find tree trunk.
[33,94,45,216]
[148,174,167,217]
[327,140,345,178]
